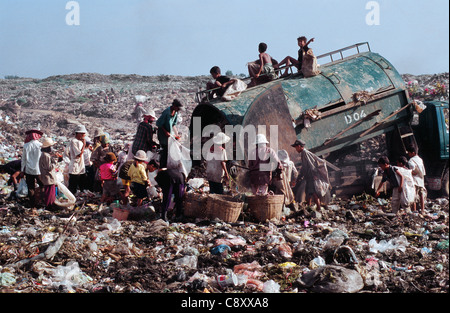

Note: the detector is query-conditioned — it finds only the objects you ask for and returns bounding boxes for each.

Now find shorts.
[122,179,131,187]
[102,180,120,198]
[131,182,148,199]
[415,186,426,200]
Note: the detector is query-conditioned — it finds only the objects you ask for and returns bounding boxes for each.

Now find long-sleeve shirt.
[156,107,178,146]
[132,122,155,155]
[39,152,57,185]
[21,140,42,175]
[248,146,281,186]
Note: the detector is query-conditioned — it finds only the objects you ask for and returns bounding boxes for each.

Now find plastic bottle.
[263,280,280,293]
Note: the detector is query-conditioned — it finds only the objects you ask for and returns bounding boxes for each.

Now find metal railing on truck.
[195,42,372,104]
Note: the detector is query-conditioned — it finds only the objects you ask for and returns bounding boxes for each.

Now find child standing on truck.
[406,145,427,214]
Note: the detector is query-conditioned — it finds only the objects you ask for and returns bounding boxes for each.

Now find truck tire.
[442,168,449,198]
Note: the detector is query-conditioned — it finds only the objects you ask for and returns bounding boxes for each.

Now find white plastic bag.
[394,166,415,208]
[54,181,76,208]
[167,136,192,178]
[222,79,247,101]
[16,179,28,198]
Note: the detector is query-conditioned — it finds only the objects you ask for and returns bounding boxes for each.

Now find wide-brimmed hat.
[25,129,43,136]
[277,149,290,163]
[144,109,157,119]
[92,128,105,138]
[74,124,88,134]
[41,137,56,148]
[104,152,117,163]
[254,134,269,145]
[291,139,306,147]
[213,132,231,145]
[134,150,148,162]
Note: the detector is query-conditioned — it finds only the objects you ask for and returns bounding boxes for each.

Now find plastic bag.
[263,280,280,293]
[368,235,409,254]
[167,136,192,178]
[394,166,415,207]
[222,79,247,101]
[314,179,329,197]
[16,179,28,198]
[54,181,76,208]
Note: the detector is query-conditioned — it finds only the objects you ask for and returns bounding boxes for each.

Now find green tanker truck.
[190,42,449,198]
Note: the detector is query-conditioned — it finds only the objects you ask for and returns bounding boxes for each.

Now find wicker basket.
[247,194,285,222]
[207,194,244,223]
[112,207,129,221]
[184,192,208,218]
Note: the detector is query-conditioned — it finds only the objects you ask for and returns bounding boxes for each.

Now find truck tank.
[190,43,414,196]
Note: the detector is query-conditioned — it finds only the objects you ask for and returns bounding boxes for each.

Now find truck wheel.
[442,168,449,198]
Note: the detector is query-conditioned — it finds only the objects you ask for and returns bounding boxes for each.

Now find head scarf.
[25,132,42,143]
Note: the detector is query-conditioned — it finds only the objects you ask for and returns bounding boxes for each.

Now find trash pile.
[0,190,448,293]
[402,73,449,102]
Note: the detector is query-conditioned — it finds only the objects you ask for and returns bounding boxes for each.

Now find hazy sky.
[0,0,448,79]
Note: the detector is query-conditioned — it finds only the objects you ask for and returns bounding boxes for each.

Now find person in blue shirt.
[156,99,183,167]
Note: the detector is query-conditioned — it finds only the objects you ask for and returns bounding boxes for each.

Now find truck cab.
[412,100,449,197]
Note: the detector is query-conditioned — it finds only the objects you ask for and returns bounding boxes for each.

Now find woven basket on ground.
[184,192,208,218]
[206,194,244,223]
[247,194,285,222]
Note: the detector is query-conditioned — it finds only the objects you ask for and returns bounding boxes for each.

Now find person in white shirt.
[407,145,427,214]
[67,124,88,195]
[21,129,44,207]
[82,137,94,191]
[205,132,230,194]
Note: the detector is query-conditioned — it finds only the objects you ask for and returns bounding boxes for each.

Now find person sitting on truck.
[247,43,278,87]
[206,66,236,99]
[406,145,427,214]
[375,156,405,215]
[278,36,314,77]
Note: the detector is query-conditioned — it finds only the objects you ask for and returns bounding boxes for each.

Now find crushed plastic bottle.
[263,280,280,293]
[0,272,16,287]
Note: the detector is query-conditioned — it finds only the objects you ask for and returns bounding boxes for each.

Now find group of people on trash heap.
[0,91,428,222]
[205,35,321,101]
[0,99,186,222]
[375,145,427,216]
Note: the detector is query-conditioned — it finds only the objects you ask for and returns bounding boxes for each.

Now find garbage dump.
[0,73,448,294]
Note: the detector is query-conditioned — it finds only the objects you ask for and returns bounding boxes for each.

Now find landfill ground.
[0,72,448,295]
